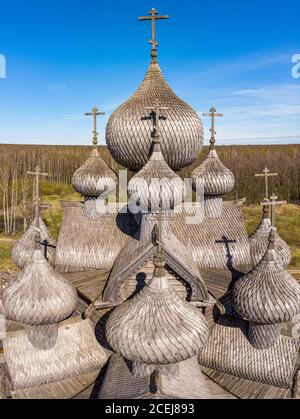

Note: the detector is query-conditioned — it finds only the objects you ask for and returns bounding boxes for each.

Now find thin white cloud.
[233,84,300,100]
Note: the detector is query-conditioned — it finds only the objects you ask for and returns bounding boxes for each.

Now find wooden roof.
[200,315,300,390]
[104,225,209,303]
[2,265,299,399]
[55,201,251,274]
[99,354,235,399]
[173,204,252,270]
[55,203,138,273]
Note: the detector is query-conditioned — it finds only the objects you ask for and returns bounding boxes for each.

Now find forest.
[0,143,299,236]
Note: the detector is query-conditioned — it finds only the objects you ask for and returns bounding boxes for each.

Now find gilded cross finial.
[203,107,223,149]
[261,193,287,228]
[255,167,278,201]
[145,99,169,138]
[85,107,105,147]
[138,8,169,53]
[26,166,48,229]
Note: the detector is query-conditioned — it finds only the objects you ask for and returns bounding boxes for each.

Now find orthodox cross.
[149,209,169,250]
[203,107,223,149]
[41,239,56,260]
[144,99,169,137]
[216,236,237,267]
[26,166,49,228]
[138,8,169,49]
[261,193,287,228]
[255,167,278,201]
[85,107,105,147]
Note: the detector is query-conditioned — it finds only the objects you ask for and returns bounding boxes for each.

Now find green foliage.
[242,205,300,269]
[0,143,299,271]
[0,243,16,271]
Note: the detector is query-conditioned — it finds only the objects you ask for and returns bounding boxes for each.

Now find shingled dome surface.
[106,253,209,366]
[250,207,292,268]
[3,245,77,326]
[72,148,117,199]
[12,218,56,269]
[232,230,300,326]
[106,56,204,171]
[193,149,235,197]
[128,140,185,212]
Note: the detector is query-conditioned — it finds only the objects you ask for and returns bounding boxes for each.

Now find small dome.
[106,252,209,366]
[106,56,204,171]
[72,149,117,199]
[192,149,235,197]
[232,229,300,326]
[3,238,78,326]
[128,139,185,212]
[12,218,56,269]
[250,206,291,268]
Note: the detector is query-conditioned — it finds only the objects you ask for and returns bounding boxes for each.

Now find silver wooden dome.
[106,251,209,367]
[3,235,77,326]
[192,149,235,197]
[250,206,291,268]
[12,217,56,269]
[72,148,117,199]
[128,138,185,212]
[106,54,204,171]
[232,229,300,349]
[233,229,300,325]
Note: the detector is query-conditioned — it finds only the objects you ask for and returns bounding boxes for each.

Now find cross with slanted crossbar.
[26,166,49,228]
[138,8,169,50]
[216,236,237,270]
[255,167,278,201]
[41,239,56,260]
[203,107,223,149]
[85,107,105,147]
[145,99,169,137]
[216,236,236,257]
[261,193,287,227]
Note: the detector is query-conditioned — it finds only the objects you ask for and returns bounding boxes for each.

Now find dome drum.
[132,361,179,379]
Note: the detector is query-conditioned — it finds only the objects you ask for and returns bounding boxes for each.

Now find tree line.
[0,143,299,235]
[184,144,300,204]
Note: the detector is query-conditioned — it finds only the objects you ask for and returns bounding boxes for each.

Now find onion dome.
[250,206,291,268]
[106,53,204,172]
[3,234,77,326]
[72,148,117,199]
[192,149,235,197]
[128,137,185,213]
[106,250,209,371]
[12,218,56,269]
[192,119,235,219]
[232,228,300,349]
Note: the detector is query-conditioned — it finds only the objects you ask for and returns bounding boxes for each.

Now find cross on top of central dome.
[138,8,169,54]
[106,9,204,172]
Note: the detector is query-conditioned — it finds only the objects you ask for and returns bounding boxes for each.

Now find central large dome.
[106,54,204,171]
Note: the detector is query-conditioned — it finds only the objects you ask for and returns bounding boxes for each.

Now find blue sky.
[0,0,299,146]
